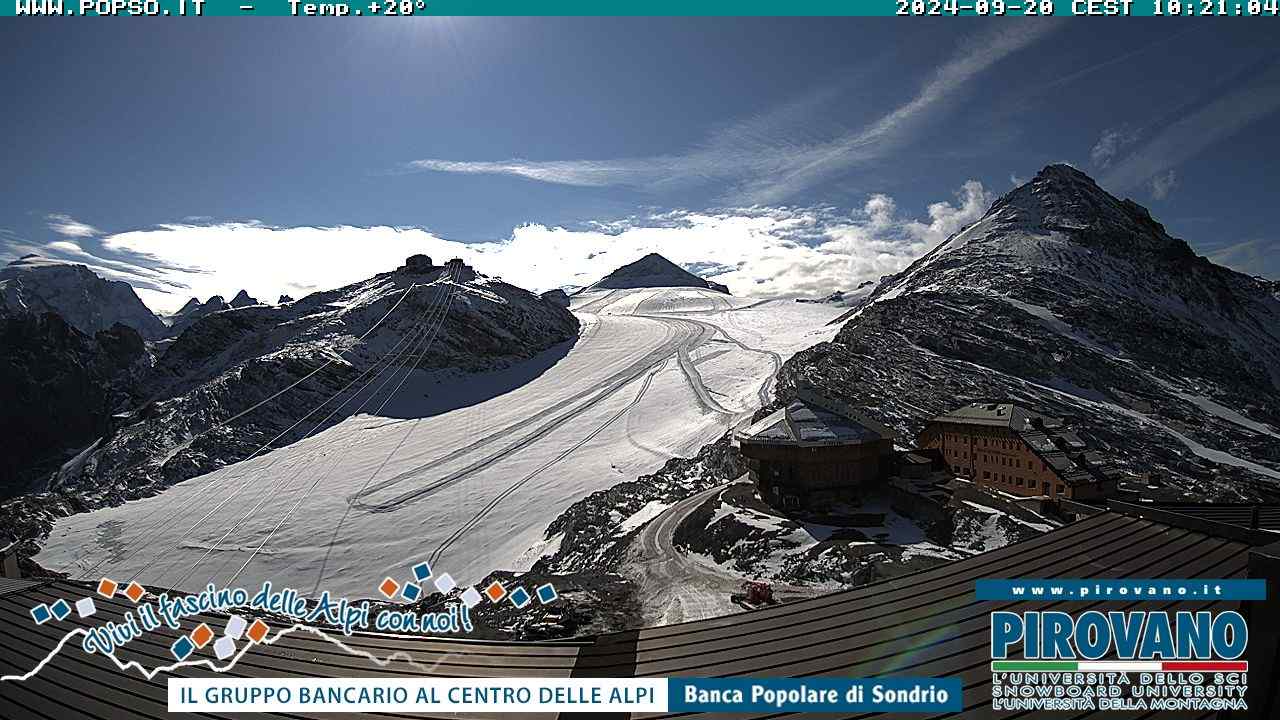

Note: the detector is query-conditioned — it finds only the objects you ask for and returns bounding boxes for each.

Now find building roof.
[0,507,1261,719]
[737,391,896,447]
[929,401,1059,432]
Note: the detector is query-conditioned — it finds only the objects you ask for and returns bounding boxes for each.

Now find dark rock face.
[0,314,146,498]
[540,288,571,308]
[781,164,1280,502]
[277,294,294,305]
[586,252,730,294]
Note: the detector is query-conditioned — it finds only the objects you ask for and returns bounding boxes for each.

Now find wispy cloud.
[1102,62,1280,193]
[18,180,991,313]
[46,213,101,238]
[1089,126,1141,169]
[405,24,1054,205]
[1205,238,1280,280]
[1149,169,1177,200]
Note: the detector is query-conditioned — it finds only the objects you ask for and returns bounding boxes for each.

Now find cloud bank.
[5,181,994,314]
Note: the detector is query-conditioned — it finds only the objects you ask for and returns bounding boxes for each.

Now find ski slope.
[37,288,844,598]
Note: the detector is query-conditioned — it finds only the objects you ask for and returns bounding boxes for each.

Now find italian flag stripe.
[992,660,1247,672]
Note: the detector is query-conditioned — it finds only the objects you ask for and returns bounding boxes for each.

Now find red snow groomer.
[732,580,776,610]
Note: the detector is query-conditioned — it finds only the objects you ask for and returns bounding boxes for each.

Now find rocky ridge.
[784,164,1280,501]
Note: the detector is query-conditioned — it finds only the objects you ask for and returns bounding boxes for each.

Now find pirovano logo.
[980,579,1260,713]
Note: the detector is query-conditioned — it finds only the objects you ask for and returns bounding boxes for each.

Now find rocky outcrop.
[228,289,259,308]
[0,313,147,498]
[163,295,230,337]
[540,288,571,308]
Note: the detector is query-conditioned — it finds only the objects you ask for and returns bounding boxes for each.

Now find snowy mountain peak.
[586,252,730,294]
[0,257,167,339]
[980,164,1185,259]
[798,165,1280,501]
[175,297,201,315]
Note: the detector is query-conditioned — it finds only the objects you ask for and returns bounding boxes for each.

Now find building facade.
[737,390,896,510]
[917,402,1113,501]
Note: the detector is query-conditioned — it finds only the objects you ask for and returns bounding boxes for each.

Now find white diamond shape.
[213,636,236,660]
[433,573,456,594]
[460,587,482,609]
[75,598,96,618]
[225,615,247,640]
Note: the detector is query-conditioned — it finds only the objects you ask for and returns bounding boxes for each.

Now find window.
[983,470,990,479]
[1043,481,1051,492]
[1056,484,1066,495]
[1016,477,1024,486]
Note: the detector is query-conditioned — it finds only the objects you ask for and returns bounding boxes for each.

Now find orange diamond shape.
[247,619,269,644]
[123,582,145,603]
[97,578,118,599]
[484,581,507,602]
[378,577,399,599]
[191,623,214,648]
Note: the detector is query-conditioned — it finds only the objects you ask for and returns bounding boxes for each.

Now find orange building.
[917,402,1114,501]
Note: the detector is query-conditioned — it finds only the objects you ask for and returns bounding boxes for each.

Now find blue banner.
[668,678,962,713]
[975,579,1266,601]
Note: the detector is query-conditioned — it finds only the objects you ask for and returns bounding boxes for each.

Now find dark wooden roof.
[0,510,1252,719]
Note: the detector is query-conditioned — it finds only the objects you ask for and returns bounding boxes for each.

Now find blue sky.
[2,19,1278,311]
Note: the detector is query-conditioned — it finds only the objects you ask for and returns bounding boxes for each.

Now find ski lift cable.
[226,270,466,588]
[305,269,465,595]
[80,274,446,582]
[114,279,452,585]
[159,269,464,588]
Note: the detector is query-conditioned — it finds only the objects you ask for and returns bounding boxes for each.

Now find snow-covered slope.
[0,255,167,339]
[782,164,1280,501]
[3,260,579,566]
[32,285,842,596]
[55,262,580,501]
[583,252,730,294]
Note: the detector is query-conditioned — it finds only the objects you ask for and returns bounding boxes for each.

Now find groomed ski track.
[37,287,844,597]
